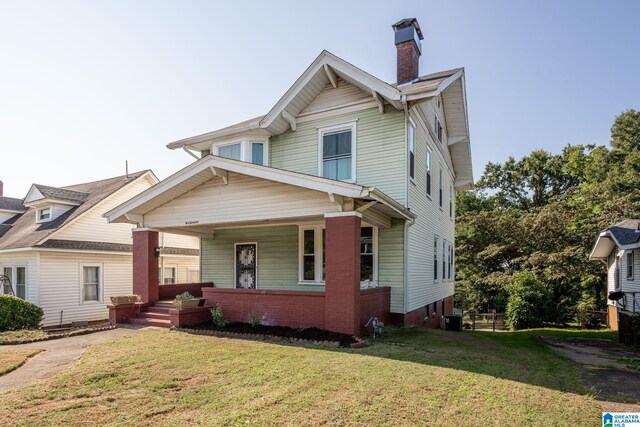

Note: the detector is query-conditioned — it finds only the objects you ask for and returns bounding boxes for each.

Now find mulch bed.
[177,322,362,348]
[0,325,116,345]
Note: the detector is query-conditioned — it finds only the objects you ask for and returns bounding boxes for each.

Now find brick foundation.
[169,306,213,328]
[389,295,455,328]
[133,229,159,303]
[201,286,391,337]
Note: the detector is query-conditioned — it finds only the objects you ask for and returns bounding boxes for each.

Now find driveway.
[0,327,144,394]
[540,336,640,412]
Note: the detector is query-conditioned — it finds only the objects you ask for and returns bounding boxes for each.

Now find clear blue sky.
[1,1,638,196]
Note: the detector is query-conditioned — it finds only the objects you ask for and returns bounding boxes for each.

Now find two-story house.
[104,18,473,336]
[0,173,200,327]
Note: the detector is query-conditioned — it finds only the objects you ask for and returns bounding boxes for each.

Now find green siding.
[378,218,406,313]
[270,106,407,204]
[201,225,324,292]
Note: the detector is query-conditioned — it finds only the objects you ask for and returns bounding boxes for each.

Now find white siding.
[144,173,340,228]
[0,252,40,304]
[53,176,155,244]
[298,78,373,117]
[160,232,199,249]
[406,100,456,312]
[38,251,133,326]
[51,203,72,221]
[618,248,640,312]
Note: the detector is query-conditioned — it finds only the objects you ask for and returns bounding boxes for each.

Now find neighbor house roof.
[589,219,640,260]
[0,171,153,251]
[31,184,88,204]
[164,50,472,188]
[0,197,26,212]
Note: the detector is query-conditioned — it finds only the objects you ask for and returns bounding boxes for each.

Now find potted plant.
[173,292,201,310]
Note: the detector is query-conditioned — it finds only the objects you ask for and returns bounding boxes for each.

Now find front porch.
[104,156,413,336]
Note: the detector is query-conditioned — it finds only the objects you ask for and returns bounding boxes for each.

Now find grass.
[0,348,42,376]
[0,327,616,426]
[0,329,48,344]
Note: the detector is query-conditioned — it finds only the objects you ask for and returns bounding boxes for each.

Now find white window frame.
[426,147,432,199]
[449,183,454,219]
[186,267,200,283]
[408,118,416,182]
[627,251,634,281]
[317,121,357,183]
[14,266,27,299]
[160,264,178,285]
[211,137,269,166]
[439,166,444,210]
[433,235,439,283]
[80,264,102,304]
[298,223,377,285]
[36,206,52,223]
[1,266,12,295]
[234,242,259,289]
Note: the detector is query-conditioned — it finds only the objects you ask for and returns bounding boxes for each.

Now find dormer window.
[37,207,51,222]
[212,138,268,165]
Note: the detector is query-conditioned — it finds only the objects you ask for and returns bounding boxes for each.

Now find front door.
[235,243,257,289]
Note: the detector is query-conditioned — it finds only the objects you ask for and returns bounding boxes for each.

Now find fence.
[461,311,507,331]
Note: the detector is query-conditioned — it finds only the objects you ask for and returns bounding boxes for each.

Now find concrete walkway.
[0,327,144,394]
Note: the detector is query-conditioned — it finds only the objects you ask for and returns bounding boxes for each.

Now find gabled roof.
[0,171,155,251]
[165,50,472,189]
[104,155,415,226]
[0,197,26,212]
[25,184,88,205]
[590,219,640,260]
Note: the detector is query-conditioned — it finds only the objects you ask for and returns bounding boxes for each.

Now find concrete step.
[146,306,172,314]
[130,317,171,328]
[138,311,171,320]
[154,300,175,308]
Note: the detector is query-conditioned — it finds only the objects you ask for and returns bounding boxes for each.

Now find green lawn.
[0,327,615,426]
[0,329,49,344]
[0,348,41,376]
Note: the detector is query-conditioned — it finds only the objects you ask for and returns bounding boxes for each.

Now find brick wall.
[389,295,454,328]
[169,306,213,328]
[202,288,326,330]
[360,287,391,335]
[396,41,420,84]
[133,229,159,303]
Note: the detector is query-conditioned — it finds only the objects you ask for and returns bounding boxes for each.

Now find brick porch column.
[324,212,361,336]
[132,228,159,303]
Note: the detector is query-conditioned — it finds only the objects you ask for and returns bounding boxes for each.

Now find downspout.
[401,94,410,316]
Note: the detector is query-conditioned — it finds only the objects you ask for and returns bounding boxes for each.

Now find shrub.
[248,311,260,328]
[210,304,228,328]
[506,272,548,330]
[175,292,195,301]
[0,295,44,331]
[575,295,602,329]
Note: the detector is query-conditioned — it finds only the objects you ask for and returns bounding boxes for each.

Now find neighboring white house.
[590,219,640,331]
[0,172,200,327]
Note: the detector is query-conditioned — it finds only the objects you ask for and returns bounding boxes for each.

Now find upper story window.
[426,148,432,197]
[627,251,634,280]
[435,117,443,144]
[318,122,356,182]
[212,138,268,166]
[408,119,416,180]
[37,207,51,223]
[433,235,439,282]
[439,167,444,209]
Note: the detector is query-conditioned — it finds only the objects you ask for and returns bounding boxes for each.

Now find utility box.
[445,315,463,332]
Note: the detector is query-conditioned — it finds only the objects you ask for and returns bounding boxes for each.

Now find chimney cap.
[392,18,424,40]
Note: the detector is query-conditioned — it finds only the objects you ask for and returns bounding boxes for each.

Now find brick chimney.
[392,18,424,85]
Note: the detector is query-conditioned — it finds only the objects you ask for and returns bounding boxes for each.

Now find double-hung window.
[439,167,444,209]
[212,139,268,165]
[15,267,26,299]
[627,251,635,280]
[1,267,26,299]
[442,240,446,281]
[1,267,11,294]
[426,148,432,197]
[449,245,454,280]
[433,236,439,282]
[37,207,51,222]
[408,119,416,180]
[82,266,100,302]
[300,225,375,283]
[159,266,177,285]
[319,123,356,182]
